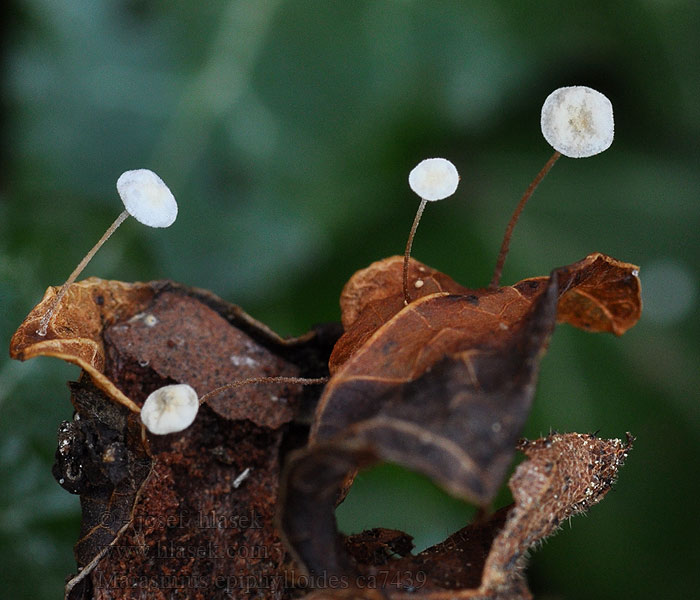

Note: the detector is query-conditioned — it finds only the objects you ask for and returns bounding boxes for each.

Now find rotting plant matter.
[10,86,640,600]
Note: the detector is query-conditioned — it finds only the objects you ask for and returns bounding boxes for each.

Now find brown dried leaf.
[314,253,639,505]
[338,256,470,330]
[10,278,157,412]
[330,253,640,374]
[11,278,337,599]
[477,432,633,597]
[311,274,559,504]
[280,432,632,599]
[540,252,641,335]
[103,289,300,428]
[10,278,330,425]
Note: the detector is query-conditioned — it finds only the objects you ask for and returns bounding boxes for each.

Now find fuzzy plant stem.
[198,376,328,405]
[489,151,561,289]
[37,209,130,336]
[403,198,428,305]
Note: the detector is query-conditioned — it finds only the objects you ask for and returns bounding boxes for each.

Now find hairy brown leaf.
[477,432,633,598]
[280,432,632,599]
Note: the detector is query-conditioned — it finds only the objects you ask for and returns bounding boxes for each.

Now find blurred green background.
[1,1,698,598]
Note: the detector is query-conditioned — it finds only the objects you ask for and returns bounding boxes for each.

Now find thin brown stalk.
[37,210,130,336]
[403,198,427,305]
[198,376,328,405]
[489,151,561,289]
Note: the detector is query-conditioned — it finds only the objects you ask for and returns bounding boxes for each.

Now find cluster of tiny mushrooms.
[35,85,614,437]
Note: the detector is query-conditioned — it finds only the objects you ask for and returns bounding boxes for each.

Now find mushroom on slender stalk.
[139,377,328,437]
[404,158,460,305]
[138,377,327,437]
[489,86,614,289]
[36,169,177,337]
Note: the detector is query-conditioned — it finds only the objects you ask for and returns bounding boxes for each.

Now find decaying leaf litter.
[10,86,641,599]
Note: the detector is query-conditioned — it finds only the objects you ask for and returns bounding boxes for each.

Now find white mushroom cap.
[540,86,614,158]
[117,169,178,228]
[140,384,199,435]
[408,158,460,201]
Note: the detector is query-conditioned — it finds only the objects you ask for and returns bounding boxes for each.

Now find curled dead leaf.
[331,253,640,375]
[10,279,157,412]
[311,253,639,506]
[312,273,560,505]
[280,432,632,599]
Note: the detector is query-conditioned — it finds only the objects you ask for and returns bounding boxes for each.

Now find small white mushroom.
[408,158,460,201]
[117,169,178,228]
[540,86,614,158]
[403,158,460,304]
[140,384,199,435]
[37,169,177,336]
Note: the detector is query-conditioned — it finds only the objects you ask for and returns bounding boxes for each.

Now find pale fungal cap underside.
[117,169,178,228]
[140,383,199,435]
[541,86,614,158]
[409,158,460,201]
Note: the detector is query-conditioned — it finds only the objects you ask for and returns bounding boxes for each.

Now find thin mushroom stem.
[37,209,130,336]
[403,198,427,305]
[489,151,561,289]
[198,376,328,405]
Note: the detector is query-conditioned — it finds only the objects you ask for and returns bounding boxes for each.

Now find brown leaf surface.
[10,278,338,599]
[313,255,639,495]
[10,278,332,423]
[330,253,639,375]
[338,256,470,330]
[10,279,158,412]
[103,289,301,428]
[540,253,641,335]
[311,273,559,504]
[280,432,632,599]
